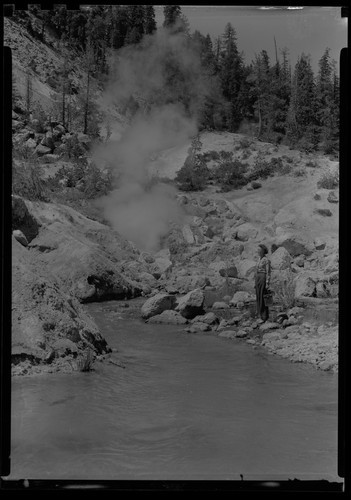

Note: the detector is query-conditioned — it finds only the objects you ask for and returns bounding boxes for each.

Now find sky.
[154,6,347,72]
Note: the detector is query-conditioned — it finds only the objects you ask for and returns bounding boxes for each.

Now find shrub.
[201,150,220,162]
[239,137,252,149]
[12,159,48,201]
[317,168,339,189]
[212,160,248,191]
[175,135,210,191]
[306,160,319,168]
[76,348,95,372]
[271,269,296,310]
[293,168,307,177]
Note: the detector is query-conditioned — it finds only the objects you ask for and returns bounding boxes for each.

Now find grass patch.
[76,348,95,372]
[317,168,339,190]
[271,269,296,310]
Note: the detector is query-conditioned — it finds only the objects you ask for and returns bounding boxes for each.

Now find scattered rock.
[314,238,326,251]
[316,281,329,298]
[327,191,338,204]
[13,229,28,247]
[294,275,316,298]
[235,223,258,242]
[35,144,52,156]
[230,291,255,306]
[294,255,305,267]
[251,181,262,189]
[259,322,280,332]
[141,293,176,320]
[236,259,257,279]
[218,330,238,339]
[315,208,332,217]
[182,224,195,244]
[276,233,313,257]
[270,246,292,270]
[212,301,229,310]
[192,312,219,325]
[147,310,188,325]
[175,288,205,319]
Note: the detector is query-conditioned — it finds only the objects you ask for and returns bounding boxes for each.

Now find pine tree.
[316,48,339,153]
[218,23,245,131]
[144,5,156,35]
[163,5,182,29]
[125,5,145,44]
[286,53,318,150]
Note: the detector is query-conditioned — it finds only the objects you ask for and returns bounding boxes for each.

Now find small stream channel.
[9,300,339,481]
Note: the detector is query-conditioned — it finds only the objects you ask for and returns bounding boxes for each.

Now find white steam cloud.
[94,26,210,252]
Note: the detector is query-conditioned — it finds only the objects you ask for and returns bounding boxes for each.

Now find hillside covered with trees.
[10,5,339,155]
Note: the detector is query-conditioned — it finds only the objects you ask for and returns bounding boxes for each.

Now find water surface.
[10,301,339,481]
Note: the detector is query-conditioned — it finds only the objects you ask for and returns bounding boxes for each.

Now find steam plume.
[94,26,210,252]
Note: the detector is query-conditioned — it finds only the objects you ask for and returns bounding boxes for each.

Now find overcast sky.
[154,6,347,72]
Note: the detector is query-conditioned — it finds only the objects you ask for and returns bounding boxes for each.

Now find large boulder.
[294,274,316,298]
[276,233,313,257]
[175,288,205,319]
[270,247,292,270]
[327,191,338,204]
[13,229,28,247]
[235,223,258,242]
[236,259,257,279]
[12,195,40,243]
[35,144,52,156]
[141,293,176,319]
[12,237,111,373]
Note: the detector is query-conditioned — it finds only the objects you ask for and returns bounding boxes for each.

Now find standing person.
[255,244,271,323]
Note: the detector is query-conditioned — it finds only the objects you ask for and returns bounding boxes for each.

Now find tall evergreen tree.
[286,53,318,149]
[218,23,245,131]
[163,5,182,29]
[315,48,339,153]
[144,5,157,35]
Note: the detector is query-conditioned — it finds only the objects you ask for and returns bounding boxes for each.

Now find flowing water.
[9,301,339,482]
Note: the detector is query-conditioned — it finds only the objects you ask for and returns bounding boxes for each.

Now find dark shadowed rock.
[327,191,338,204]
[13,229,28,247]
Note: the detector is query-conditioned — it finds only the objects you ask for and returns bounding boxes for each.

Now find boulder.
[294,275,316,298]
[294,255,305,267]
[12,195,40,243]
[314,238,326,251]
[154,256,173,274]
[324,253,338,274]
[53,339,79,357]
[218,330,238,339]
[41,131,55,150]
[192,312,219,325]
[13,229,28,247]
[259,322,280,332]
[251,181,262,189]
[316,281,329,298]
[147,310,188,325]
[235,223,258,241]
[182,224,195,244]
[212,302,229,310]
[270,247,292,270]
[25,138,37,150]
[35,144,52,156]
[175,288,205,319]
[187,323,211,333]
[230,291,255,306]
[327,191,338,204]
[236,259,257,279]
[315,208,332,217]
[141,293,176,319]
[276,233,313,257]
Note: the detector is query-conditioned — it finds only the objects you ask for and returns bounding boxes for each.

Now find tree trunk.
[84,70,90,135]
[257,97,262,139]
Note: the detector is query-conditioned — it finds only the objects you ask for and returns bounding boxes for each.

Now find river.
[9,300,339,482]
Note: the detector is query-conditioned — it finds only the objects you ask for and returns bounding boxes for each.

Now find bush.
[292,168,307,177]
[271,269,296,310]
[212,160,248,191]
[317,169,339,189]
[12,159,48,201]
[175,135,210,191]
[201,150,220,162]
[76,348,95,372]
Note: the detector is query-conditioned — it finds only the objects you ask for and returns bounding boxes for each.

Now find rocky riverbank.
[11,129,339,377]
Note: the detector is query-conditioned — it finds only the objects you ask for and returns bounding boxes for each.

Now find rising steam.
[94,25,210,252]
